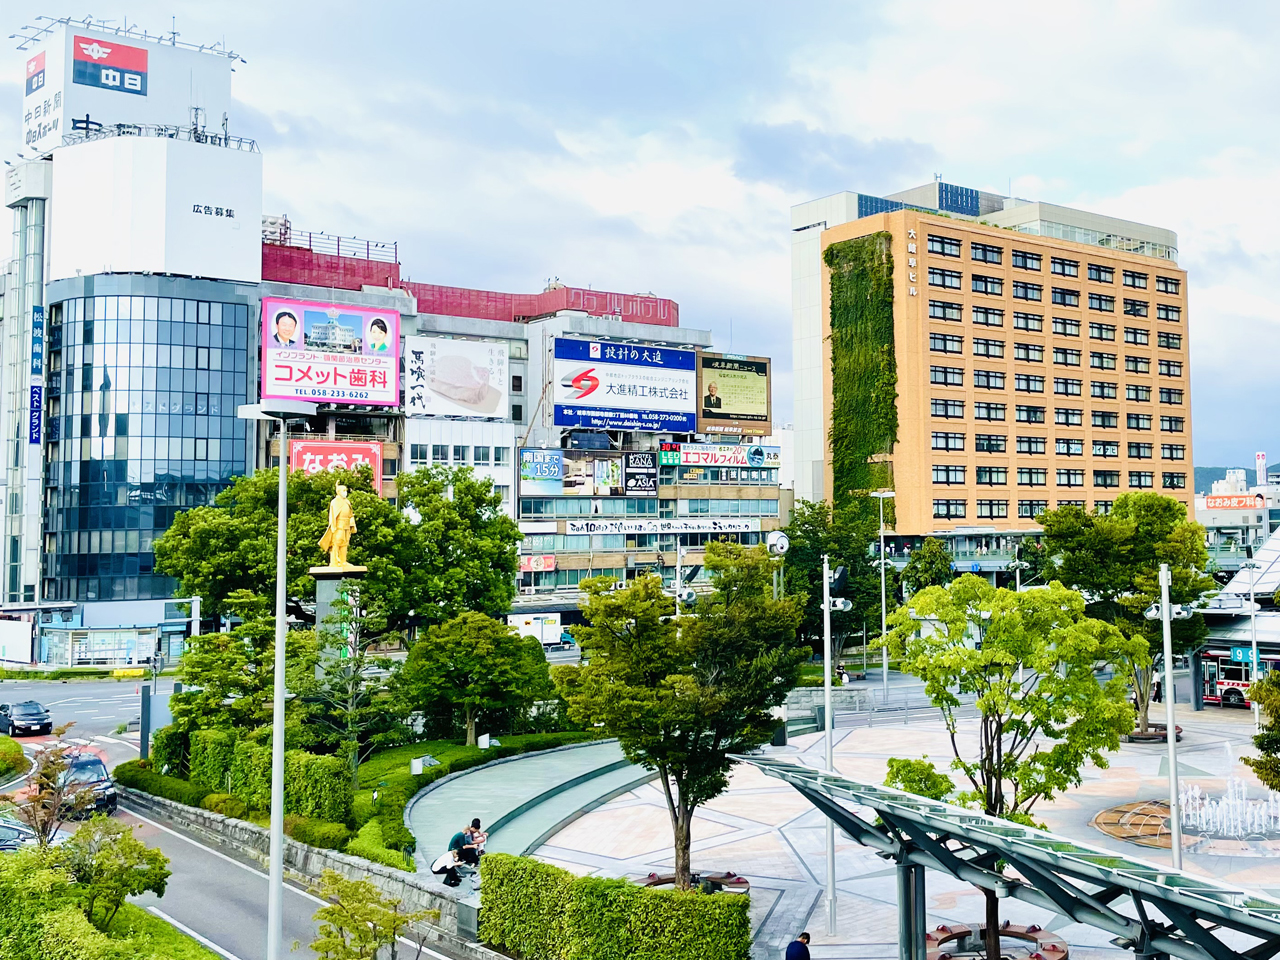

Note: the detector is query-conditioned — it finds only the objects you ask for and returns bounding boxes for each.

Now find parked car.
[0,701,52,737]
[61,752,118,817]
[0,816,37,851]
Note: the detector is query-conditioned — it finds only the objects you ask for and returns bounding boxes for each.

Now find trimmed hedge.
[285,814,350,850]
[0,734,30,779]
[200,792,249,819]
[150,725,188,778]
[346,819,414,871]
[114,760,214,807]
[480,853,750,960]
[189,728,236,790]
[228,742,352,821]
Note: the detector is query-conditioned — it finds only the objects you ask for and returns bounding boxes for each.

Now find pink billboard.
[261,297,400,406]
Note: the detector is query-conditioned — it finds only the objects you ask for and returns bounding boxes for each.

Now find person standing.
[785,932,811,959]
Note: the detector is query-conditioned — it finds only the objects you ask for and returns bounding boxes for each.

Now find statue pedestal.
[311,566,368,663]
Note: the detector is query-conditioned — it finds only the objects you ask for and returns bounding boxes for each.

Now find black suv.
[0,701,51,736]
[62,753,117,816]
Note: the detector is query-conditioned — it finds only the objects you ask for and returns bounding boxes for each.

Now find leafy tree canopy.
[901,537,955,596]
[397,611,550,746]
[1038,493,1215,732]
[154,464,521,630]
[783,498,895,647]
[554,543,806,887]
[60,816,170,931]
[171,590,316,736]
[883,574,1146,960]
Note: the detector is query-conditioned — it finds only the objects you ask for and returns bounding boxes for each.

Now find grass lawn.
[105,902,223,959]
[354,733,596,817]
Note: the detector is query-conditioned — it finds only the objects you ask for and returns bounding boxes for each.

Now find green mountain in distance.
[1195,466,1253,495]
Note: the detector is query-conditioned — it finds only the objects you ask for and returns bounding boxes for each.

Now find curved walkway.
[405,740,654,868]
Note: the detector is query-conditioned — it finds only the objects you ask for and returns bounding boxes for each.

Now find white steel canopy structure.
[737,755,1280,960]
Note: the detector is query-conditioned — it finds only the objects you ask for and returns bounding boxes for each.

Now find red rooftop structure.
[260,225,678,327]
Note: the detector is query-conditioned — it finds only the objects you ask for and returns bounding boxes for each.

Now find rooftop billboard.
[552,338,695,433]
[405,336,509,418]
[696,353,771,436]
[261,297,400,406]
[22,24,234,157]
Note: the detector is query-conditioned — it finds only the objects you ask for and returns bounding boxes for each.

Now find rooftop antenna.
[934,172,941,182]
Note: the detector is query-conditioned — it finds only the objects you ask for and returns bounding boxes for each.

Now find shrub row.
[189,728,236,790]
[225,742,353,822]
[479,853,751,960]
[284,814,351,850]
[346,819,414,870]
[0,734,30,779]
[150,725,188,778]
[114,760,213,807]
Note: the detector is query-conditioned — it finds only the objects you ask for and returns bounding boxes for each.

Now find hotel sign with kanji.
[289,440,384,495]
[261,297,400,407]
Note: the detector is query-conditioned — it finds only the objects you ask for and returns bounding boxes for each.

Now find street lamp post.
[238,400,316,960]
[1244,560,1262,733]
[1144,564,1192,871]
[820,553,851,936]
[870,491,895,702]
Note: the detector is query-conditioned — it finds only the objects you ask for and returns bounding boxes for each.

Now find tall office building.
[792,183,1190,542]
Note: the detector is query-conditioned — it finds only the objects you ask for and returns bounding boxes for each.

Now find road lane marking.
[146,906,246,960]
[94,735,126,744]
[67,737,92,744]
[120,807,327,903]
[125,807,459,960]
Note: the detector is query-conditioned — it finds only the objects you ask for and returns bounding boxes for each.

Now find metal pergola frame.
[736,755,1280,960]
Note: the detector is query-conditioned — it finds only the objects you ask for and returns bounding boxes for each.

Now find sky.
[2,1,1278,472]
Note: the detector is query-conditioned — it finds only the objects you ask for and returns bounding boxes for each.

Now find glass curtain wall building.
[42,276,254,603]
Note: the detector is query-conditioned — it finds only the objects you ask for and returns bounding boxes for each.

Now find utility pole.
[822,553,836,935]
[1160,564,1184,870]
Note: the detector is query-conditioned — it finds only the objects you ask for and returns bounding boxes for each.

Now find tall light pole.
[870,491,895,702]
[1146,564,1190,870]
[1244,560,1262,733]
[239,400,316,960]
[1008,558,1031,683]
[820,553,851,936]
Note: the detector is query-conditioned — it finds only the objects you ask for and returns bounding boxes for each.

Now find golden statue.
[317,484,362,570]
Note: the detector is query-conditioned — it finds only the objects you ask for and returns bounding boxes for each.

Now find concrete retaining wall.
[120,787,502,960]
[785,686,871,712]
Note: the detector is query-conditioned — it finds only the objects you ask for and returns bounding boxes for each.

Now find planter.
[1121,723,1182,743]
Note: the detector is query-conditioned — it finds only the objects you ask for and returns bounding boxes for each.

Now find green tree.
[881,575,1146,960]
[901,537,955,596]
[884,757,954,801]
[154,463,521,632]
[171,590,317,736]
[2,724,95,846]
[782,498,894,654]
[396,466,522,625]
[555,544,805,888]
[397,612,549,746]
[1245,671,1280,789]
[60,816,170,931]
[293,587,403,787]
[1039,493,1215,733]
[309,869,434,960]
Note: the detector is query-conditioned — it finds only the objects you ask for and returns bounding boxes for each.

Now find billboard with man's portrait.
[696,353,771,436]
[261,297,400,406]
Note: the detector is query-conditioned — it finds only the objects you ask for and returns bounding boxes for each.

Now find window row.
[930,400,1185,431]
[929,433,1185,459]
[933,468,1186,489]
[411,444,512,467]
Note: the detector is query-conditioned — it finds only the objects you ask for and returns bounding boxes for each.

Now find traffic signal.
[829,565,848,593]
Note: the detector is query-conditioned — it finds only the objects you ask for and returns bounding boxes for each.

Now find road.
[0,678,467,959]
[0,675,179,738]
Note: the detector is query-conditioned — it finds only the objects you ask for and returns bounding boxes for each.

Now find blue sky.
[4,2,1279,474]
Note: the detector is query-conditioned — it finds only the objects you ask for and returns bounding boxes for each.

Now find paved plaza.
[531,703,1276,959]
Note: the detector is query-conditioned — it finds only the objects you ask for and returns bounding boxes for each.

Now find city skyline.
[4,2,1278,468]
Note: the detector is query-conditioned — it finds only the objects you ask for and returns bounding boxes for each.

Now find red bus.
[1200,647,1273,707]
